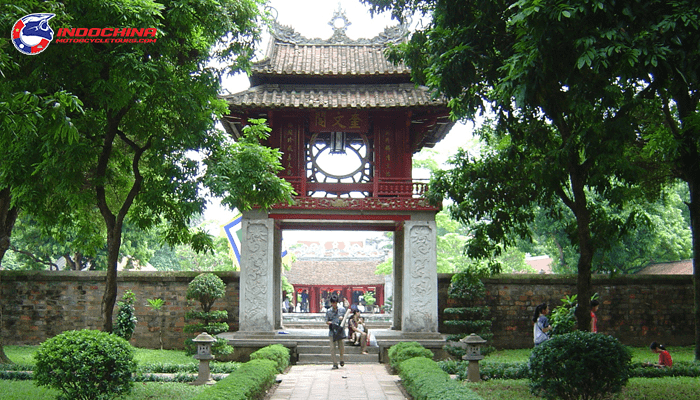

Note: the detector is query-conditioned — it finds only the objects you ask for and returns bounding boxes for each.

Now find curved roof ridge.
[269,18,408,46]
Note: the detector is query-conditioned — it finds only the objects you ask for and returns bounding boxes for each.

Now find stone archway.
[236,210,438,335]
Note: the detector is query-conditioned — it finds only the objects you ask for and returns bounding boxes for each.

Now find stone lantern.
[461,333,487,382]
[190,332,217,386]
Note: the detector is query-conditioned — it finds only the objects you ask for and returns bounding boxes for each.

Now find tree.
[1,1,83,363]
[363,0,666,332]
[1,0,286,333]
[580,0,700,361]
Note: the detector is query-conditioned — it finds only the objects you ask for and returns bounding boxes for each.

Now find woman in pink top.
[590,299,599,333]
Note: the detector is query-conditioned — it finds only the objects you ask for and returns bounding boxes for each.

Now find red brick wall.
[439,274,694,348]
[0,271,239,349]
[1,271,693,349]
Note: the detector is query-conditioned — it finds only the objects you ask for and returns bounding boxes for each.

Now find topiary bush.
[529,331,632,400]
[388,342,434,372]
[250,344,290,373]
[34,330,137,400]
[443,271,495,358]
[113,290,137,341]
[185,273,233,356]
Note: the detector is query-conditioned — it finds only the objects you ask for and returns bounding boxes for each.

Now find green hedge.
[388,342,434,372]
[250,344,290,373]
[440,360,700,381]
[399,357,483,400]
[190,359,277,400]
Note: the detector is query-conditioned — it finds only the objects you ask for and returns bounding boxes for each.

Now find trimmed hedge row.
[388,341,434,372]
[438,360,700,381]
[190,359,278,400]
[398,357,483,400]
[387,342,483,400]
[250,344,290,373]
[189,343,289,400]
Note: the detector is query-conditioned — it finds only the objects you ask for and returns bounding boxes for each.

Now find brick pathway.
[268,363,407,400]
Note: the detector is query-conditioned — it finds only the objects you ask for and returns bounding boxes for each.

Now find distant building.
[285,241,388,313]
[525,255,554,274]
[636,260,693,275]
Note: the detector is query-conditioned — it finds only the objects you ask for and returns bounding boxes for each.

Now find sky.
[204,0,478,242]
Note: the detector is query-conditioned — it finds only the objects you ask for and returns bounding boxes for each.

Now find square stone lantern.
[190,332,216,386]
[460,333,487,382]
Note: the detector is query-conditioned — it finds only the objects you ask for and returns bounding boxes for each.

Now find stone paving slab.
[268,363,407,400]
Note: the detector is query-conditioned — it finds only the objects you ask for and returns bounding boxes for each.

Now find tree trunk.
[691,178,700,361]
[569,167,593,332]
[0,187,19,364]
[101,226,122,333]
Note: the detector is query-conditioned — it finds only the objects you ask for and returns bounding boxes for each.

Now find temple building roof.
[285,259,386,286]
[222,83,446,110]
[220,6,456,151]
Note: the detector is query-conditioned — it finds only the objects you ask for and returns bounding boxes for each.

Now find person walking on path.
[326,294,346,369]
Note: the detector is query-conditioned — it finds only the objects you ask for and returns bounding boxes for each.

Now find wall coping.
[438,273,692,285]
[0,270,240,283]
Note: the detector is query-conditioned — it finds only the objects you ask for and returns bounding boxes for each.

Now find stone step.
[283,322,392,329]
[297,352,380,365]
[297,343,380,354]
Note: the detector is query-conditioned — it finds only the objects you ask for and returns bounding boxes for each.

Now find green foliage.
[548,294,578,336]
[186,273,226,313]
[398,356,484,400]
[190,359,278,400]
[34,330,136,400]
[184,273,232,356]
[528,331,632,400]
[388,342,434,372]
[147,298,164,310]
[249,344,290,373]
[364,291,376,306]
[448,272,486,303]
[204,118,296,212]
[113,290,137,341]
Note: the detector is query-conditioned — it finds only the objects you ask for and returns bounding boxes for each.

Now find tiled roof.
[222,83,444,110]
[252,44,410,77]
[636,260,692,275]
[284,259,386,286]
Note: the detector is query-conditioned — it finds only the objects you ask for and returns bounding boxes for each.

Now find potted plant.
[364,291,376,313]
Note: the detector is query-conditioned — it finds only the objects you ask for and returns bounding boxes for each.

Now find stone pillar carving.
[392,227,404,330]
[238,216,276,332]
[402,221,438,332]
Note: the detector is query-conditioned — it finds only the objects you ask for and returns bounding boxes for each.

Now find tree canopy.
[364,0,677,333]
[0,0,296,334]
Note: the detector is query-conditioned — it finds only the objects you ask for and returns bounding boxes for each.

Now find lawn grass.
[0,380,206,400]
[465,377,700,400]
[483,345,697,365]
[4,345,197,366]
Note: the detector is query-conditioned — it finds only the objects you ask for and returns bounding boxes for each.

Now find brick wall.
[0,271,239,349]
[1,271,693,349]
[439,274,694,348]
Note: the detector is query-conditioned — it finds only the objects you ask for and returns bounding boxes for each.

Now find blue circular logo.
[11,13,55,55]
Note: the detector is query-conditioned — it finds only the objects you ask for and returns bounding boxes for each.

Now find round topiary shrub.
[529,331,632,400]
[34,330,136,400]
[187,272,226,313]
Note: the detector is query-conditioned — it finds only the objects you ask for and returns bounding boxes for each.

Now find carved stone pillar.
[392,227,404,330]
[238,213,278,332]
[401,220,438,333]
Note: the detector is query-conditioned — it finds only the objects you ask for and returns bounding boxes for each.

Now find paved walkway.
[268,363,407,400]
